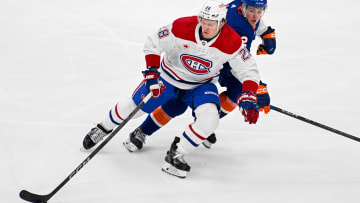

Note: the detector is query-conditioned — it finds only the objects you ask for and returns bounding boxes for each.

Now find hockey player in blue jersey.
[117,0,277,153]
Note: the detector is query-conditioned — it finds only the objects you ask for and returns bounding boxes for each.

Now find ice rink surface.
[1,0,360,202]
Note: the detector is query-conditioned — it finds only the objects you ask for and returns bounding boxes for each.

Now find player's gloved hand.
[142,67,165,98]
[256,81,271,114]
[256,44,267,55]
[257,26,276,55]
[237,91,259,124]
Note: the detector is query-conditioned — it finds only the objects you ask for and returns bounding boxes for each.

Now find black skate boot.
[202,133,217,149]
[83,124,112,150]
[162,137,191,178]
[123,127,147,152]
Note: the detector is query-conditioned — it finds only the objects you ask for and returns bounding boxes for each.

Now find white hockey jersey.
[144,16,260,92]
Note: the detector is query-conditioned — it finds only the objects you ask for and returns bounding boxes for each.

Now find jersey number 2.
[239,48,251,62]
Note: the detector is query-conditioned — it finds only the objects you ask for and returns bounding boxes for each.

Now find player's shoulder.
[211,24,242,54]
[226,0,243,18]
[171,16,198,42]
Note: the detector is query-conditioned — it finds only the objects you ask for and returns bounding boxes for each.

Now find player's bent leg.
[203,91,237,148]
[202,133,217,149]
[83,123,112,150]
[124,99,187,152]
[123,107,171,152]
[219,91,237,118]
[162,136,190,178]
[162,103,219,178]
[123,127,148,152]
[83,98,144,150]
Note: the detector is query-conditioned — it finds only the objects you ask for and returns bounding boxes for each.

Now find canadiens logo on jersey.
[180,54,212,75]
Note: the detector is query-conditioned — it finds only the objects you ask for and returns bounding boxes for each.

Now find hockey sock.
[219,91,237,118]
[141,106,172,135]
[182,103,219,147]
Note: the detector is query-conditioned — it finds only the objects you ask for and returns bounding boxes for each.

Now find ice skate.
[83,124,112,150]
[202,133,217,149]
[123,127,147,152]
[162,137,191,178]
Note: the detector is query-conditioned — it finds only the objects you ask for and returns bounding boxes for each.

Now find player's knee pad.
[193,103,219,136]
[181,103,219,151]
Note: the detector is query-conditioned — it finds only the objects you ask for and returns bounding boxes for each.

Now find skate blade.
[161,162,187,178]
[202,140,212,149]
[123,140,139,152]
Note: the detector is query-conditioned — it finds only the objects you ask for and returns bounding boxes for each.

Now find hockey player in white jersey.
[82,0,261,178]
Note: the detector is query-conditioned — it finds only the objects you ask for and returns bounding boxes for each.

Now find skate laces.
[174,152,187,164]
[90,128,107,143]
[134,128,147,144]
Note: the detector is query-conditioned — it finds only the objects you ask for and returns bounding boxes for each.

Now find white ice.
[1,0,360,202]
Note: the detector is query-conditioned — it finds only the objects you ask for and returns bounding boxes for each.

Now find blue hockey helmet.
[242,0,267,9]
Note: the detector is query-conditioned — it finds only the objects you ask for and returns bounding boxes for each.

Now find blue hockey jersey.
[226,0,268,51]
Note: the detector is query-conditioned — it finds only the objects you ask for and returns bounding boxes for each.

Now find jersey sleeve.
[228,44,260,93]
[255,18,268,36]
[143,23,173,67]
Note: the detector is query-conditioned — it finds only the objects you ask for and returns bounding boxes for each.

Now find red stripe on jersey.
[189,124,206,140]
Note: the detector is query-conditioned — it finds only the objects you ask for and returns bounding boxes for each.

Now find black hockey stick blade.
[271,105,360,142]
[19,190,50,203]
[19,92,153,202]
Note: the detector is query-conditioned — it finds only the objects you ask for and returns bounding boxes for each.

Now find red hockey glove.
[142,67,165,98]
[256,81,271,114]
[257,26,276,55]
[237,91,259,124]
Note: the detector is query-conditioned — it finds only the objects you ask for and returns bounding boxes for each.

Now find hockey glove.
[237,91,259,124]
[142,67,165,98]
[256,81,271,114]
[257,26,276,55]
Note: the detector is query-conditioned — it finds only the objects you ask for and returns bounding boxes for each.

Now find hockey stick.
[270,105,360,142]
[19,92,153,203]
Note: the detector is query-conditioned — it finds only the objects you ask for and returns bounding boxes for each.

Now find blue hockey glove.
[257,26,276,55]
[142,67,165,98]
[237,91,259,124]
[256,81,271,114]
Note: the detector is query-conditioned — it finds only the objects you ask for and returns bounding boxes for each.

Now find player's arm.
[255,19,276,55]
[229,47,261,124]
[142,24,173,98]
[143,24,172,67]
[256,81,271,114]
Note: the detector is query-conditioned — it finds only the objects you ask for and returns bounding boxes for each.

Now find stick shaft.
[270,105,359,142]
[20,93,152,202]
